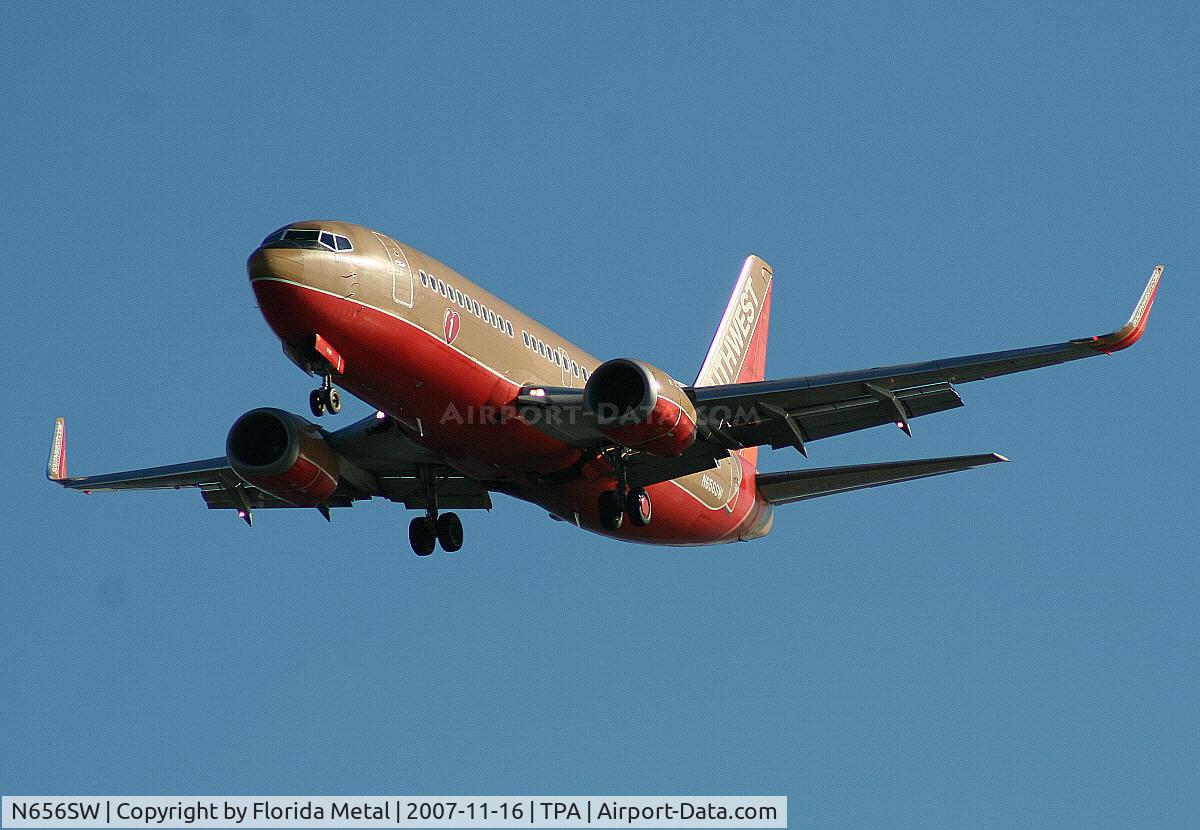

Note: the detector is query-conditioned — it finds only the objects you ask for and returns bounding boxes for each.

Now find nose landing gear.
[309,373,342,417]
[285,334,346,417]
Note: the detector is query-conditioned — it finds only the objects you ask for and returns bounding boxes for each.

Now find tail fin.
[694,255,773,388]
[694,255,773,466]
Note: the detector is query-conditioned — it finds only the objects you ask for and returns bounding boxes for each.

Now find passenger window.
[419,271,428,287]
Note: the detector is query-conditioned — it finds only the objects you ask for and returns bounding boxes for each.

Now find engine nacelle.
[583,359,698,457]
[226,408,341,507]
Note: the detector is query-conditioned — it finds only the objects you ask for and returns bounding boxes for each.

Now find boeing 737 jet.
[47,221,1161,554]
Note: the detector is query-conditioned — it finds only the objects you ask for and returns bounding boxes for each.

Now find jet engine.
[226,408,341,506]
[583,359,698,457]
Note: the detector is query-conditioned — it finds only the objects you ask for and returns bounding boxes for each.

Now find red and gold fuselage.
[248,221,774,546]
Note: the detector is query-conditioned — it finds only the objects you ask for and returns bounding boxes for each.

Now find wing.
[692,265,1161,451]
[514,266,1160,483]
[756,453,1008,504]
[46,414,492,524]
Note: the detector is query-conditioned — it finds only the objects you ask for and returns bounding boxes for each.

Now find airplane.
[46,220,1162,555]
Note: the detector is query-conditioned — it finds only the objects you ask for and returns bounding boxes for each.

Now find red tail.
[694,255,773,465]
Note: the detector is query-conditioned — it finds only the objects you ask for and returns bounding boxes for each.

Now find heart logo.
[443,308,461,344]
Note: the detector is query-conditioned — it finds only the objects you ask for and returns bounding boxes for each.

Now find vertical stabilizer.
[694,255,773,465]
[694,255,773,387]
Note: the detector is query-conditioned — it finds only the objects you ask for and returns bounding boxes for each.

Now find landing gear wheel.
[324,387,342,414]
[627,487,652,527]
[436,512,464,552]
[408,517,437,556]
[599,489,626,531]
[309,389,326,417]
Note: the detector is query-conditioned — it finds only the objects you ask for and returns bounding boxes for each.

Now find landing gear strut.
[408,465,464,555]
[309,373,341,417]
[597,450,652,531]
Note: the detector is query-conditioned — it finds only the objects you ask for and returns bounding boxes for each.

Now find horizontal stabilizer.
[756,453,1008,505]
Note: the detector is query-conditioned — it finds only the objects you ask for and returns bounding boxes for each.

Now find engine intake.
[583,359,698,457]
[226,408,341,506]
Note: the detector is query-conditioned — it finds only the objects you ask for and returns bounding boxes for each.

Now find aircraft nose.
[247,246,306,283]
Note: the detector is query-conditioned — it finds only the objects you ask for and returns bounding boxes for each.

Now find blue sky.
[2,3,1197,827]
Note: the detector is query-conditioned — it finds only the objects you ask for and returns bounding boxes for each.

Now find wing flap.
[756,452,1009,504]
[722,382,963,447]
[377,474,493,510]
[201,487,360,511]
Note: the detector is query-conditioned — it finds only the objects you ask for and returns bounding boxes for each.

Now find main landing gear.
[598,486,652,531]
[408,465,464,555]
[596,450,652,531]
[309,373,341,417]
[408,513,464,555]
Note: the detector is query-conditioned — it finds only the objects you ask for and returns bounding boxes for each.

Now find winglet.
[1080,265,1163,353]
[47,417,68,481]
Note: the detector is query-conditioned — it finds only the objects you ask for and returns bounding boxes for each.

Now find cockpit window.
[260,228,354,252]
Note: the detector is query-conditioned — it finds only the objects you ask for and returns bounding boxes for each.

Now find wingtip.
[1081,264,1162,353]
[992,453,1011,463]
[47,417,67,481]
